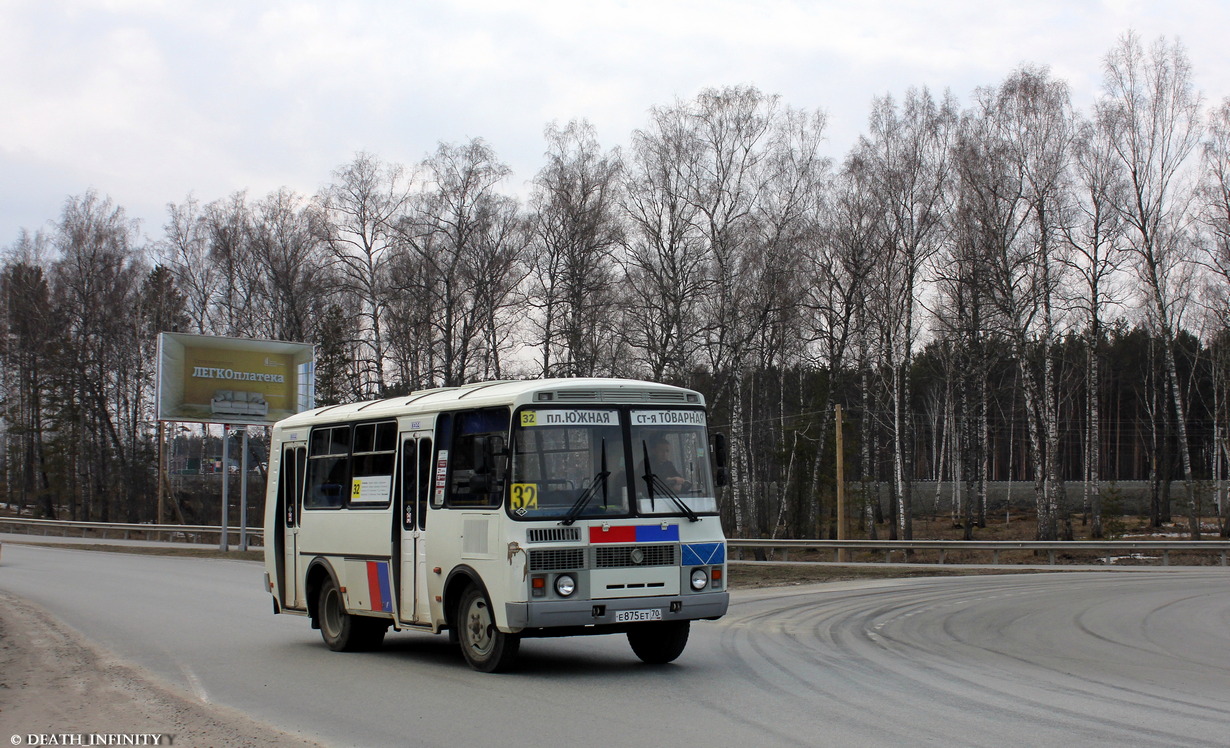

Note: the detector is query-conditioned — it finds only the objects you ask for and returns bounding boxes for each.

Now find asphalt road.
[2,541,1228,747]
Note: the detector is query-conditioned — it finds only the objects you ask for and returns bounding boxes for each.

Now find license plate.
[615,608,662,623]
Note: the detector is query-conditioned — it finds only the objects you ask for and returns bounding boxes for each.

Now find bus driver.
[640,435,689,493]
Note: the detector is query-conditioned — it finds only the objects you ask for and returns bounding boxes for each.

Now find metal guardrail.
[3,517,1227,566]
[727,538,1230,566]
[0,516,264,547]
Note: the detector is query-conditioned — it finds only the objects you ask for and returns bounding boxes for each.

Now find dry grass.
[741,512,1229,568]
[726,563,1033,589]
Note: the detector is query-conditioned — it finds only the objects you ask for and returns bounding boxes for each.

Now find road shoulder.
[0,590,319,747]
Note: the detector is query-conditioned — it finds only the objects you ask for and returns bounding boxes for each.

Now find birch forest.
[4,32,1230,540]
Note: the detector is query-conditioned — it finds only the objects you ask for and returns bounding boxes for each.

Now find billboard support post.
[157,422,165,524]
[221,424,230,552]
[239,427,249,552]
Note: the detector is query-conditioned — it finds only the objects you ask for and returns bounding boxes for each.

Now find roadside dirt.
[0,591,319,747]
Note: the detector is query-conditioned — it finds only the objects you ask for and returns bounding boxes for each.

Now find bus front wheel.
[457,585,520,672]
[317,576,387,652]
[628,620,690,664]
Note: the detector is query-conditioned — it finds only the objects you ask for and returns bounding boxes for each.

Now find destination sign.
[631,409,706,427]
[520,410,620,427]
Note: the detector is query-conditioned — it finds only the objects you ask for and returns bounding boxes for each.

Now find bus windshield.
[629,409,718,516]
[510,409,629,521]
[509,407,719,521]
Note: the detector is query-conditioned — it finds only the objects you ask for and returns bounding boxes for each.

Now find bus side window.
[447,408,510,508]
[305,425,350,509]
[351,421,396,507]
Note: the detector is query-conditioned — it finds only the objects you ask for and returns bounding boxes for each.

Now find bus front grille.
[529,548,586,571]
[595,544,676,568]
[527,527,581,543]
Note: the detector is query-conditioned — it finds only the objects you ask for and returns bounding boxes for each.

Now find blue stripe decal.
[377,562,393,612]
[636,524,680,542]
[682,542,726,566]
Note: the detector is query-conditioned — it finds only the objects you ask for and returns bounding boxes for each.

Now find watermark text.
[12,735,167,746]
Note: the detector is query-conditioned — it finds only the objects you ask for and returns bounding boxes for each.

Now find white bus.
[262,378,729,672]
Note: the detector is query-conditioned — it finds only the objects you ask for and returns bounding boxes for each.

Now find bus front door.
[280,445,306,609]
[397,436,432,624]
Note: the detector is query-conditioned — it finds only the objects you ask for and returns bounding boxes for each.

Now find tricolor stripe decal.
[589,525,681,543]
[366,560,392,612]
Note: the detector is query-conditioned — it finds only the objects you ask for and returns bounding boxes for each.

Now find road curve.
[1,541,1227,747]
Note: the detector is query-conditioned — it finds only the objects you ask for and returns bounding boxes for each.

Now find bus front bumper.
[505,590,729,630]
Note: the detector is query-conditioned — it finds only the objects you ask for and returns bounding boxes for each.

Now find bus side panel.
[435,511,526,631]
[424,509,509,628]
[299,508,393,615]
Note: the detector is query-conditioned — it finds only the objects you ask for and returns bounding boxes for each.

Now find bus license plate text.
[616,609,662,623]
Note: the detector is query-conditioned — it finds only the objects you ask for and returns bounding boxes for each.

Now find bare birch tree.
[860,87,956,540]
[1197,97,1230,536]
[248,188,333,343]
[685,86,777,538]
[319,152,413,397]
[754,105,830,537]
[527,120,624,377]
[162,196,218,334]
[51,191,148,522]
[803,151,873,536]
[399,139,523,386]
[202,191,261,338]
[1063,116,1128,537]
[1001,66,1078,540]
[622,102,708,382]
[1100,31,1204,537]
[0,232,59,518]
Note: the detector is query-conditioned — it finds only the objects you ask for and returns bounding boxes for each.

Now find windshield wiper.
[560,470,610,525]
[640,441,700,522]
[561,440,609,526]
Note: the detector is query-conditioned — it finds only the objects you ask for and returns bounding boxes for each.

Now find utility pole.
[836,404,846,562]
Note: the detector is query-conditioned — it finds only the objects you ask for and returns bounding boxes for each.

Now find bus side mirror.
[471,435,507,493]
[473,435,507,470]
[489,435,508,481]
[711,433,728,487]
[473,436,492,475]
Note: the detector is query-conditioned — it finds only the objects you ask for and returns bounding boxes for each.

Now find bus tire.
[457,585,520,672]
[628,620,690,664]
[318,576,387,652]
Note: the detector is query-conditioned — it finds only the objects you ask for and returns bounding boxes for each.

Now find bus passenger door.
[398,435,432,624]
[280,445,306,609]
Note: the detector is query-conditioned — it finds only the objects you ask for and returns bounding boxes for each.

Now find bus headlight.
[555,574,576,597]
[690,568,709,591]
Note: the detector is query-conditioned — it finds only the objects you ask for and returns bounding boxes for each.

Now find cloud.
[2,0,1229,243]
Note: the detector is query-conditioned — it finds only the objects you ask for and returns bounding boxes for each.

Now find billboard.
[157,332,315,425]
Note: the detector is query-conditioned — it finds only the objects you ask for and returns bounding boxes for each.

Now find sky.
[2,0,1229,247]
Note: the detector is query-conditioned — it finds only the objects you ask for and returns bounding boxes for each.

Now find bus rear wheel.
[318,576,387,652]
[457,585,520,672]
[628,620,690,664]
